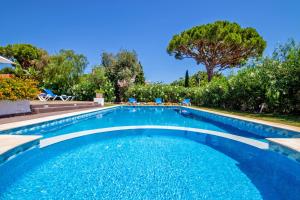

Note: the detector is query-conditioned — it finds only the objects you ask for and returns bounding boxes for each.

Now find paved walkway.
[30,100,93,105]
[0,107,102,125]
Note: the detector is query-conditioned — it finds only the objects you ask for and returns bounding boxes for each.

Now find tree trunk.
[206,66,214,82]
[114,81,121,102]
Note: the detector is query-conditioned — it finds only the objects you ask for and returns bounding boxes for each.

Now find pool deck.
[0,105,110,125]
[0,106,119,131]
[30,100,95,105]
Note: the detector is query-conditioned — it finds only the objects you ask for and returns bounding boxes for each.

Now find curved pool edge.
[0,135,41,165]
[40,125,269,149]
[182,106,300,138]
[0,105,121,132]
[2,128,300,200]
[183,106,300,134]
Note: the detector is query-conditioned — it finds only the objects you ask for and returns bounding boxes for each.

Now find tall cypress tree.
[184,70,189,87]
[135,62,146,85]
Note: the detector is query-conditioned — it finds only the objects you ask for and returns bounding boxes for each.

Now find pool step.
[31,103,102,114]
[0,135,42,164]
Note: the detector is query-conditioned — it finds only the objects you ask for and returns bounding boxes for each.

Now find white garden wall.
[0,100,31,116]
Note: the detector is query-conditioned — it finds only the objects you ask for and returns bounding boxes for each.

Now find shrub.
[0,77,40,100]
[201,77,229,108]
[72,73,115,102]
[126,84,190,103]
[126,53,299,114]
[71,76,95,101]
[227,67,266,111]
[225,43,300,113]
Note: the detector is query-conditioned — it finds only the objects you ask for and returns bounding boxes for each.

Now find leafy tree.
[43,49,88,94]
[184,70,189,87]
[167,21,266,81]
[0,44,49,70]
[0,44,49,84]
[90,66,115,101]
[72,66,115,101]
[171,71,221,87]
[102,50,143,102]
[193,71,207,87]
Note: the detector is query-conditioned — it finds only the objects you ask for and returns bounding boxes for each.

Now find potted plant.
[95,89,104,98]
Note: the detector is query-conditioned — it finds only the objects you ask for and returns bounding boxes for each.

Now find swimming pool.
[0,129,299,200]
[0,106,298,139]
[0,106,300,199]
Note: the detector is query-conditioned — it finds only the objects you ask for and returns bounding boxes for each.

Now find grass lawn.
[104,103,117,107]
[193,106,300,127]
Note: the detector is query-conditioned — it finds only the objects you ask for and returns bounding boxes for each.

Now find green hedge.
[126,84,190,102]
[126,59,299,114]
[0,77,40,101]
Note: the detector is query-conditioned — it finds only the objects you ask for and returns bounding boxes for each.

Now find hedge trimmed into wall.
[0,77,40,101]
[126,60,299,114]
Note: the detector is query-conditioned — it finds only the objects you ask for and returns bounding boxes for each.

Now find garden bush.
[227,67,266,111]
[126,54,299,114]
[126,84,191,103]
[200,77,229,108]
[0,77,40,100]
[225,41,300,113]
[72,68,115,102]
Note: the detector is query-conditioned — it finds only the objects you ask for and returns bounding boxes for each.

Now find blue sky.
[1,0,300,82]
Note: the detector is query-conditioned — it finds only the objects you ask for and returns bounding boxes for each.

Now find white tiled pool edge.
[0,135,42,164]
[40,125,269,149]
[185,106,300,133]
[0,105,120,132]
[267,138,300,162]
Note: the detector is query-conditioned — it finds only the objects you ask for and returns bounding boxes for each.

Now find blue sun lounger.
[155,98,163,105]
[43,89,74,101]
[181,98,191,106]
[128,98,138,105]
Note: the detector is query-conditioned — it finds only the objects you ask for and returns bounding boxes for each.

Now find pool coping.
[184,106,300,133]
[267,138,300,162]
[0,135,42,164]
[40,125,269,149]
[0,105,120,132]
[267,138,300,152]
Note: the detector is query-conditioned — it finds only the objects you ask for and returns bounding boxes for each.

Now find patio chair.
[128,98,138,105]
[155,98,163,105]
[181,98,191,106]
[37,93,49,101]
[43,89,73,101]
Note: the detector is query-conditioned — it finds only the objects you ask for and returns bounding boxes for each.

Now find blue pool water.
[1,106,279,140]
[46,106,262,138]
[0,129,299,200]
